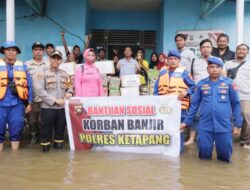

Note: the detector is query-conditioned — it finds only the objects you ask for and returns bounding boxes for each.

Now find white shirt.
[179,47,195,72]
[192,56,209,84]
[225,60,250,100]
[118,58,140,76]
[192,56,227,84]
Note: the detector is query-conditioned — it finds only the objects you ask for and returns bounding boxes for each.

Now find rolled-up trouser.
[240,100,250,145]
[0,104,25,143]
[198,130,232,162]
[40,108,66,146]
[27,102,42,133]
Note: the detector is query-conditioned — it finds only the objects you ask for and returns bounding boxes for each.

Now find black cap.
[45,43,55,49]
[32,42,45,50]
[50,50,62,59]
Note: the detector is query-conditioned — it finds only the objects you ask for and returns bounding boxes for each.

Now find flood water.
[0,143,250,190]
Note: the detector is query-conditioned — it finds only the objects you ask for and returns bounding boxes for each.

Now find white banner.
[65,96,181,157]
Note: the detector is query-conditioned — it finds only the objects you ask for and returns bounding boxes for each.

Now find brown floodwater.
[0,143,250,190]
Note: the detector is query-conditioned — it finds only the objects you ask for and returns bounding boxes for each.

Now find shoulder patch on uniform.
[232,82,237,91]
[201,84,211,90]
[218,82,229,89]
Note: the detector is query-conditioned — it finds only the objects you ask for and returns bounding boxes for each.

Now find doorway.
[92,30,156,61]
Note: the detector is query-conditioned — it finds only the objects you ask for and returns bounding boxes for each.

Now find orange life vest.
[158,66,190,110]
[0,58,28,100]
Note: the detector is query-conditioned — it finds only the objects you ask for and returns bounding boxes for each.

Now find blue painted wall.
[157,1,164,53]
[0,0,88,61]
[163,0,250,53]
[85,0,91,35]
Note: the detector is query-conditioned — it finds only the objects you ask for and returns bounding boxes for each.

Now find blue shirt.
[0,63,33,107]
[184,76,242,133]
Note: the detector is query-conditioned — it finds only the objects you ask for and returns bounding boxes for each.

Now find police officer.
[34,50,73,152]
[154,50,196,152]
[0,41,33,151]
[180,57,242,162]
[25,42,49,145]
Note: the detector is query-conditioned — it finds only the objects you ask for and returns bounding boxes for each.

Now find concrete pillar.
[236,0,244,45]
[6,0,15,41]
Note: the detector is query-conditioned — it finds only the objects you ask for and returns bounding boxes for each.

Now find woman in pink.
[74,48,104,97]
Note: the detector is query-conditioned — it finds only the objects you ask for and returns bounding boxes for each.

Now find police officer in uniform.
[34,50,73,152]
[25,42,49,144]
[180,57,242,162]
[0,41,33,151]
[154,50,196,152]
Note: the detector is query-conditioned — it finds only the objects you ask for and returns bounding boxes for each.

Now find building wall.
[163,0,250,53]
[90,10,159,31]
[0,0,88,61]
[85,0,91,35]
[157,1,164,53]
[1,0,250,60]
[90,9,161,53]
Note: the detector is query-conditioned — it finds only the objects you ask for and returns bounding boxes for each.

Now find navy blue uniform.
[183,76,242,162]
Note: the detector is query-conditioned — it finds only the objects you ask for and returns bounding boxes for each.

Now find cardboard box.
[149,86,155,95]
[109,88,121,96]
[121,74,141,87]
[148,78,157,95]
[109,77,121,90]
[101,74,108,87]
[147,69,159,81]
[140,85,149,96]
[120,87,140,97]
[59,62,76,76]
[95,60,115,74]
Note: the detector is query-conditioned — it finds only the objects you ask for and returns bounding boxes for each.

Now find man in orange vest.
[154,50,196,152]
[0,41,33,151]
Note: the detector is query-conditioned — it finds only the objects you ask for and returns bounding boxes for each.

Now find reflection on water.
[0,144,249,190]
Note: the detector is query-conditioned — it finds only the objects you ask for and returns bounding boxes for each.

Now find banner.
[65,96,181,157]
[177,29,224,56]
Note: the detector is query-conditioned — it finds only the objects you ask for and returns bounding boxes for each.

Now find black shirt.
[212,47,235,62]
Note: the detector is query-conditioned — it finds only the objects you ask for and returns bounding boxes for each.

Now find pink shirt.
[74,63,104,97]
